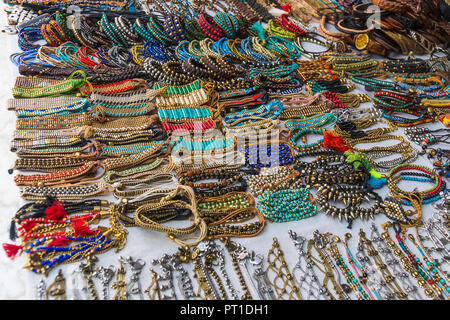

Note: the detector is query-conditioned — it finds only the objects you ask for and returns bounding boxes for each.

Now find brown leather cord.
[369,31,399,55]
[336,19,374,34]
[318,16,352,43]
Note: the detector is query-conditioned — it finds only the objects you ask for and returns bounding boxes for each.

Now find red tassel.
[3,243,21,259]
[22,222,37,232]
[47,238,71,247]
[281,4,292,12]
[71,219,95,236]
[323,131,350,153]
[45,200,67,220]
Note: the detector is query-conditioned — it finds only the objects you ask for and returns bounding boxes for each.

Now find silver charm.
[71,264,88,300]
[122,256,146,300]
[152,255,177,300]
[36,278,47,300]
[93,265,116,300]
[250,250,276,300]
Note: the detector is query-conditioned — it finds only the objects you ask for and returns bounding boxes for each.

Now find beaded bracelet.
[17,205,125,275]
[12,71,88,98]
[101,141,166,157]
[20,182,113,201]
[267,19,296,41]
[257,188,317,222]
[224,100,284,124]
[10,135,88,153]
[213,12,239,39]
[11,157,89,173]
[92,115,158,133]
[246,165,300,196]
[285,113,337,130]
[8,96,90,118]
[163,14,186,43]
[197,13,226,41]
[147,16,173,45]
[99,13,128,47]
[134,185,208,247]
[14,160,102,187]
[240,140,294,169]
[134,18,156,41]
[104,157,173,185]
[172,136,236,158]
[387,164,446,205]
[16,113,94,131]
[289,127,327,152]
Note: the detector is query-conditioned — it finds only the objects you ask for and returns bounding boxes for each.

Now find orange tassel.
[323,131,350,153]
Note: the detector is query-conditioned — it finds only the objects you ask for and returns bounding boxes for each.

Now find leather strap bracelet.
[370,30,400,54]
[336,18,374,34]
[353,3,389,19]
[361,34,389,56]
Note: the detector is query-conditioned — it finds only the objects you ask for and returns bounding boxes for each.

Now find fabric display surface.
[0,0,449,301]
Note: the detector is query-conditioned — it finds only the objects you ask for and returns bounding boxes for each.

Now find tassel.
[251,22,266,41]
[369,168,383,179]
[9,220,16,241]
[323,131,350,152]
[45,200,67,220]
[344,150,364,171]
[281,4,292,12]
[71,219,95,236]
[367,176,387,189]
[3,243,21,259]
[47,238,71,247]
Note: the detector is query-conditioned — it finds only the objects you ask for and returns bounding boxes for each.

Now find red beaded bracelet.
[277,14,307,36]
[197,13,225,41]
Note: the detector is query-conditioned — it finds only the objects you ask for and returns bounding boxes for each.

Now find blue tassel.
[251,22,266,41]
[367,177,387,189]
